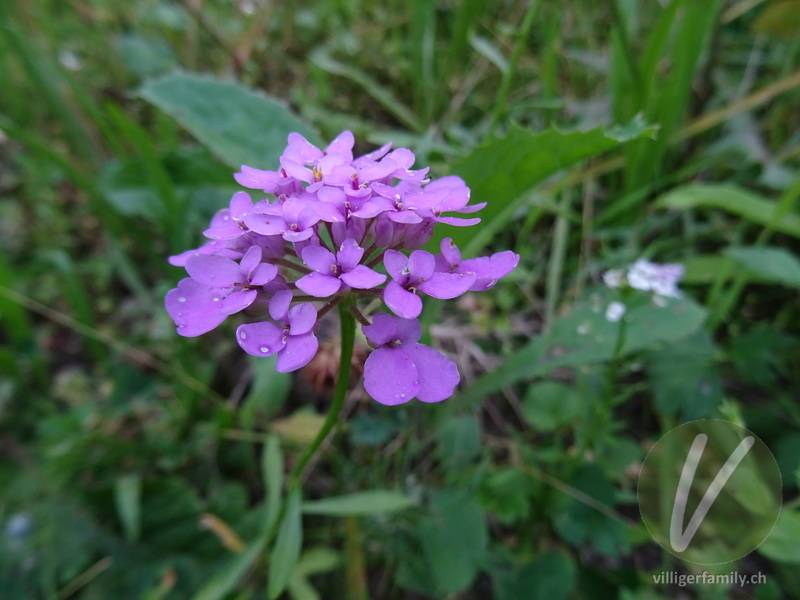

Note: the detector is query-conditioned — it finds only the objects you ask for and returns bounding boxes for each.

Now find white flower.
[603,258,684,301]
[605,301,626,323]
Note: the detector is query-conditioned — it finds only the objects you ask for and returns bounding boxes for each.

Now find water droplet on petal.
[240,331,246,339]
[260,347,269,353]
[212,297,220,302]
[178,297,186,302]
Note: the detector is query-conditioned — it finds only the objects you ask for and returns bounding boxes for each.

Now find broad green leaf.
[269,411,325,445]
[492,551,577,600]
[262,435,284,532]
[656,184,800,239]
[725,246,800,288]
[269,488,303,599]
[439,120,657,255]
[417,490,488,594]
[436,413,482,470]
[457,289,706,406]
[522,381,583,431]
[759,510,800,563]
[302,490,416,516]
[114,474,142,542]
[476,468,539,525]
[192,532,268,600]
[553,465,630,558]
[140,72,319,170]
[645,331,722,420]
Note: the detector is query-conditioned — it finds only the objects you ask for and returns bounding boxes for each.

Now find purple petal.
[393,317,422,344]
[355,142,392,164]
[385,148,415,169]
[250,262,278,286]
[239,245,262,278]
[283,229,315,243]
[404,343,459,403]
[220,289,257,315]
[165,278,228,337]
[341,265,386,289]
[204,210,245,240]
[312,200,345,224]
[362,313,398,347]
[236,321,284,357]
[324,130,355,160]
[243,212,286,236]
[234,166,281,190]
[269,289,293,322]
[287,303,317,335]
[286,133,323,164]
[435,216,481,227]
[352,199,390,219]
[230,191,253,221]
[186,254,241,287]
[440,238,461,266]
[363,347,418,405]
[317,186,347,209]
[301,245,337,273]
[276,332,319,372]
[417,271,476,299]
[383,250,408,281]
[384,281,422,319]
[388,211,423,224]
[337,238,365,272]
[461,251,520,290]
[457,201,487,214]
[296,272,342,297]
[407,250,435,281]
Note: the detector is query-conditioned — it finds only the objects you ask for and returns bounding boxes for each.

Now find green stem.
[289,303,356,485]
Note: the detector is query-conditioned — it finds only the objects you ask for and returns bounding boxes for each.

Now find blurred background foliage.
[1,0,800,598]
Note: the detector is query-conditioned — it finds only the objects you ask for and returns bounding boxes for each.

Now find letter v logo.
[670,433,755,552]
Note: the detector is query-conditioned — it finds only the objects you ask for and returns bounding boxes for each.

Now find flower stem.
[289,303,356,485]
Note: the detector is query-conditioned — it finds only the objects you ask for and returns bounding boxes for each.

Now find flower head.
[603,258,684,301]
[165,131,519,401]
[362,314,459,405]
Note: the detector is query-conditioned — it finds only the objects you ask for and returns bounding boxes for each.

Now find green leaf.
[477,468,538,525]
[439,120,656,255]
[759,510,800,563]
[114,474,142,542]
[553,465,630,558]
[457,289,706,406]
[192,533,269,600]
[436,413,482,470]
[656,184,800,239]
[417,490,488,594]
[140,72,319,170]
[492,551,577,600]
[302,490,416,516]
[522,381,583,431]
[269,488,303,599]
[262,435,284,532]
[645,330,722,420]
[725,246,800,288]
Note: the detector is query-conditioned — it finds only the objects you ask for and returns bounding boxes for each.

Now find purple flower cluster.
[165,131,518,405]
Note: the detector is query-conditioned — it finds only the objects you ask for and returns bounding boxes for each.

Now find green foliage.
[140,72,320,170]
[2,0,800,597]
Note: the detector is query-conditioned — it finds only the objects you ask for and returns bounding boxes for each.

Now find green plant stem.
[289,304,356,485]
[583,303,628,454]
[487,0,539,135]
